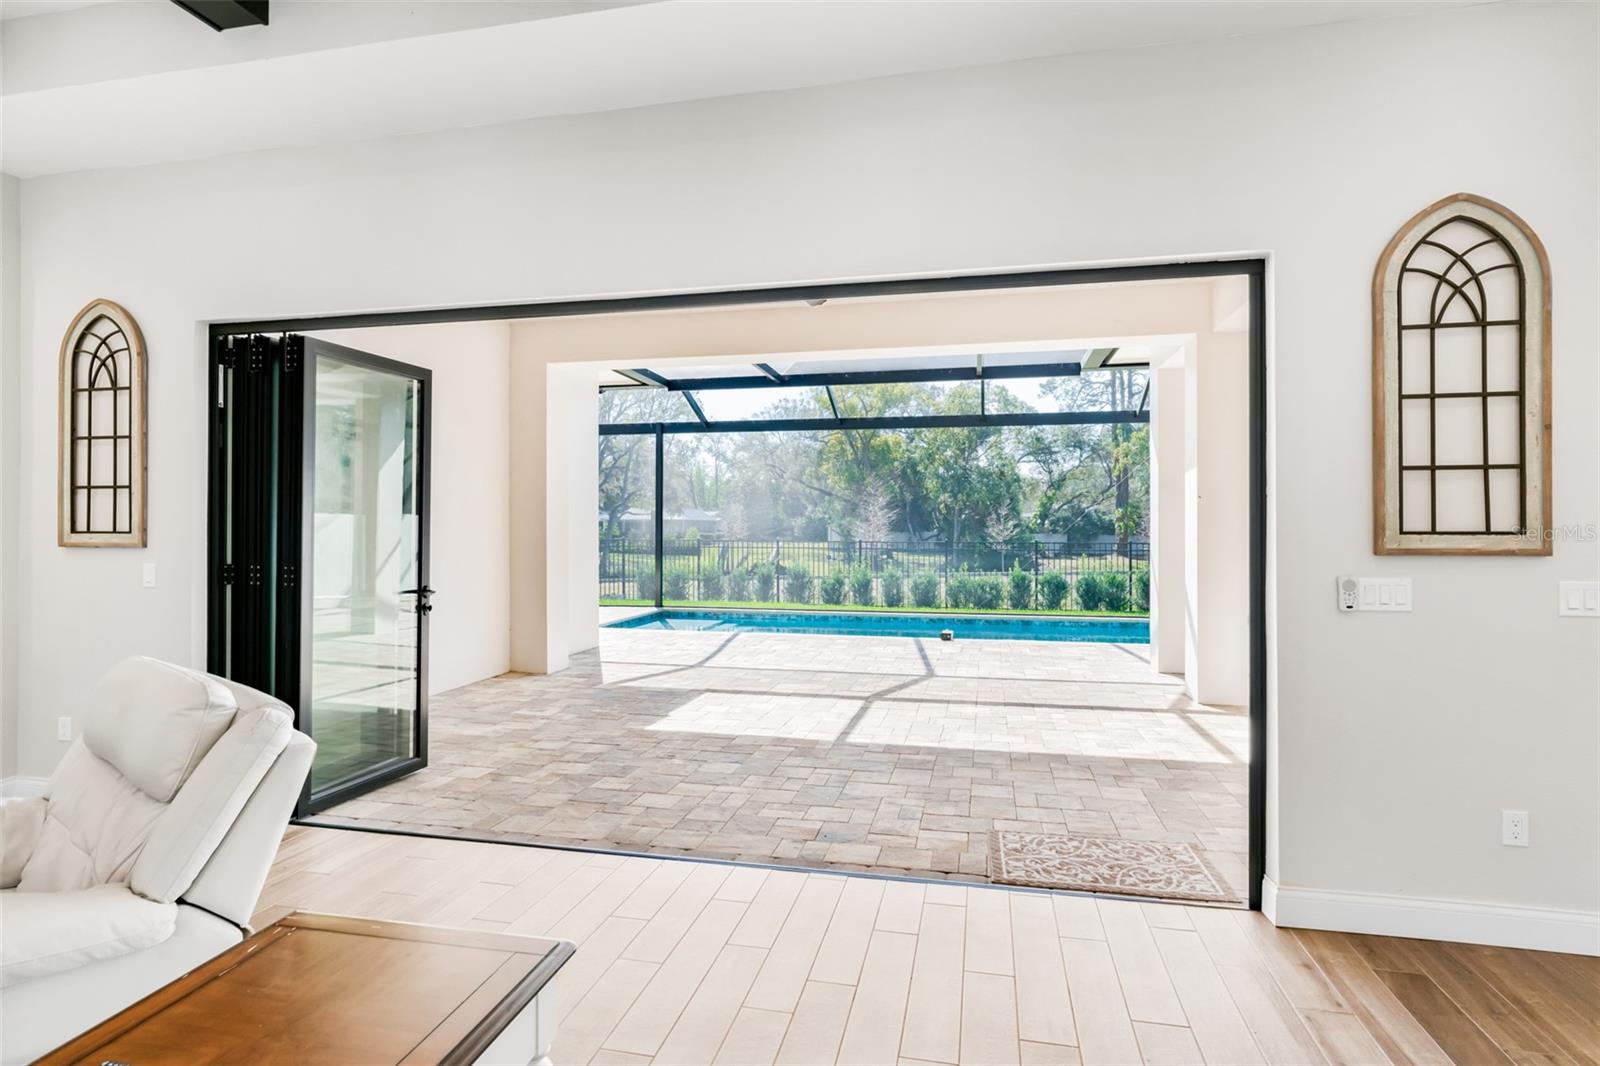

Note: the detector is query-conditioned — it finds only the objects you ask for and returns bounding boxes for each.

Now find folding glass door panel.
[208,333,430,814]
[302,340,430,807]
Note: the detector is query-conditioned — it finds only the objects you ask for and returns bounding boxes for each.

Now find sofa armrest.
[0,797,46,889]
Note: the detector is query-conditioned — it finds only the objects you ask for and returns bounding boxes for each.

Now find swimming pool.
[605,608,1149,644]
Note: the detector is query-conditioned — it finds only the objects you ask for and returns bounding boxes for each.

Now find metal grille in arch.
[1373,194,1551,555]
[58,299,147,546]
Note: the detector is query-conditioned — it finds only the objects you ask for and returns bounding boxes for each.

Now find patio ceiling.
[598,347,1150,434]
[598,347,1135,392]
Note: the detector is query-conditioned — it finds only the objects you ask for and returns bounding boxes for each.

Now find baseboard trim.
[0,775,47,798]
[1263,877,1599,956]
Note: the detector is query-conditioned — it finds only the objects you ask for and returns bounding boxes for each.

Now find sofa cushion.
[17,743,164,893]
[0,797,45,889]
[85,657,238,803]
[0,883,176,988]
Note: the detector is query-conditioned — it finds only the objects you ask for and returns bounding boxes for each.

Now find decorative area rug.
[988,831,1238,903]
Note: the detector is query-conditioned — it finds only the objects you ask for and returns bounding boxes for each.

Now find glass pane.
[598,429,658,604]
[309,355,421,795]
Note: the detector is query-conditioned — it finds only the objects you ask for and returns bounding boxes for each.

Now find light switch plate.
[142,562,157,588]
[1338,576,1412,612]
[1558,581,1600,617]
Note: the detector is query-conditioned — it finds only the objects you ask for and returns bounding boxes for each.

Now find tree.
[846,477,896,542]
[600,369,1149,554]
[597,389,681,539]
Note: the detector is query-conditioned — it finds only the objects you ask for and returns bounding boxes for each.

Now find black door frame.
[208,256,1270,909]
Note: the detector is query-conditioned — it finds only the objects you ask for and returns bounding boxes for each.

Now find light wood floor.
[258,827,1599,1066]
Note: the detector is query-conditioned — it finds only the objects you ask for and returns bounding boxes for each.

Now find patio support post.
[654,424,664,608]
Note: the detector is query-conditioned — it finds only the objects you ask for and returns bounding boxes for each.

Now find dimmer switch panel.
[1558,581,1600,617]
[1337,576,1412,612]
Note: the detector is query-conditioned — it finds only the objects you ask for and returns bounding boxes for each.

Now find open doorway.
[208,260,1266,908]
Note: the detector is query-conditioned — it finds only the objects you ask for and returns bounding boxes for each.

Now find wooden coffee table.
[36,911,575,1065]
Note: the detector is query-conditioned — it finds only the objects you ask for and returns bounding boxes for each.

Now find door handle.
[400,586,435,614]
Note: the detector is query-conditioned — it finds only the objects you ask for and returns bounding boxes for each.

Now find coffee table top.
[38,911,575,1066]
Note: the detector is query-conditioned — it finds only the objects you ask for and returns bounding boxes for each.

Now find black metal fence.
[599,537,1150,613]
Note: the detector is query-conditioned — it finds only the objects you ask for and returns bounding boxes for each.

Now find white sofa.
[0,656,314,1064]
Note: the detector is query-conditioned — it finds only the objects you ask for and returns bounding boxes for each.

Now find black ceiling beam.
[754,363,788,383]
[600,409,1147,436]
[612,360,1083,394]
[171,0,268,30]
[682,391,709,427]
[627,368,674,388]
[824,386,841,421]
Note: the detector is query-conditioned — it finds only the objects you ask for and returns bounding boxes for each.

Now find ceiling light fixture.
[170,0,269,32]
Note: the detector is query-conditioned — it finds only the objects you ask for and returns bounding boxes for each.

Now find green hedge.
[1038,570,1070,610]
[881,570,905,608]
[785,564,814,604]
[849,567,875,606]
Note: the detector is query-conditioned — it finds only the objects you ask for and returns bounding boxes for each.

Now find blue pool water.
[606,608,1149,644]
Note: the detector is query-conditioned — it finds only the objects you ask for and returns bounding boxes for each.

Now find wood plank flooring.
[257,827,1600,1066]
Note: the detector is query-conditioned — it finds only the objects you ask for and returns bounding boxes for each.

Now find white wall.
[1149,362,1186,677]
[1185,303,1251,707]
[0,175,19,782]
[307,323,513,696]
[506,342,600,675]
[6,2,1597,944]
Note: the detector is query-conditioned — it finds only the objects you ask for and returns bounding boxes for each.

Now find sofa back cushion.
[19,743,165,892]
[85,657,239,803]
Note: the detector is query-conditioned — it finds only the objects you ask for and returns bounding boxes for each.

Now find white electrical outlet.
[142,562,157,588]
[1502,810,1529,847]
[1558,581,1600,617]
[57,716,72,742]
[1336,576,1412,612]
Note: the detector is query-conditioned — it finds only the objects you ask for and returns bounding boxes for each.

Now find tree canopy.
[598,370,1149,544]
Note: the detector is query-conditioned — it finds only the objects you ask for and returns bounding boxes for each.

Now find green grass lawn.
[599,597,1148,619]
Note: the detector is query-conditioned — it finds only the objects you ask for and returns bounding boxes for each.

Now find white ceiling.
[1,0,1493,178]
[0,0,112,19]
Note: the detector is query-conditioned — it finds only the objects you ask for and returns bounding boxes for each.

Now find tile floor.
[262,827,1600,1066]
[313,622,1248,900]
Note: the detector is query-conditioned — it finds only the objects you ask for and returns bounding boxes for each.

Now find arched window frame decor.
[58,299,147,547]
[1372,193,1551,555]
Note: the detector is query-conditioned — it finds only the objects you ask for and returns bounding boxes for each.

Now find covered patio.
[312,622,1248,901]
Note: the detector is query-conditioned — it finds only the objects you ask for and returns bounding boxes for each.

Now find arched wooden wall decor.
[1372,193,1551,555]
[58,299,147,547]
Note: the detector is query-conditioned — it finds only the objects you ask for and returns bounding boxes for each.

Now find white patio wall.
[306,323,514,696]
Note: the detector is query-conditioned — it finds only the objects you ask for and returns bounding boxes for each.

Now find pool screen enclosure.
[599,352,1154,611]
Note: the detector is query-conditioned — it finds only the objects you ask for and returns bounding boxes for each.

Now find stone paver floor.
[311,625,1249,900]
